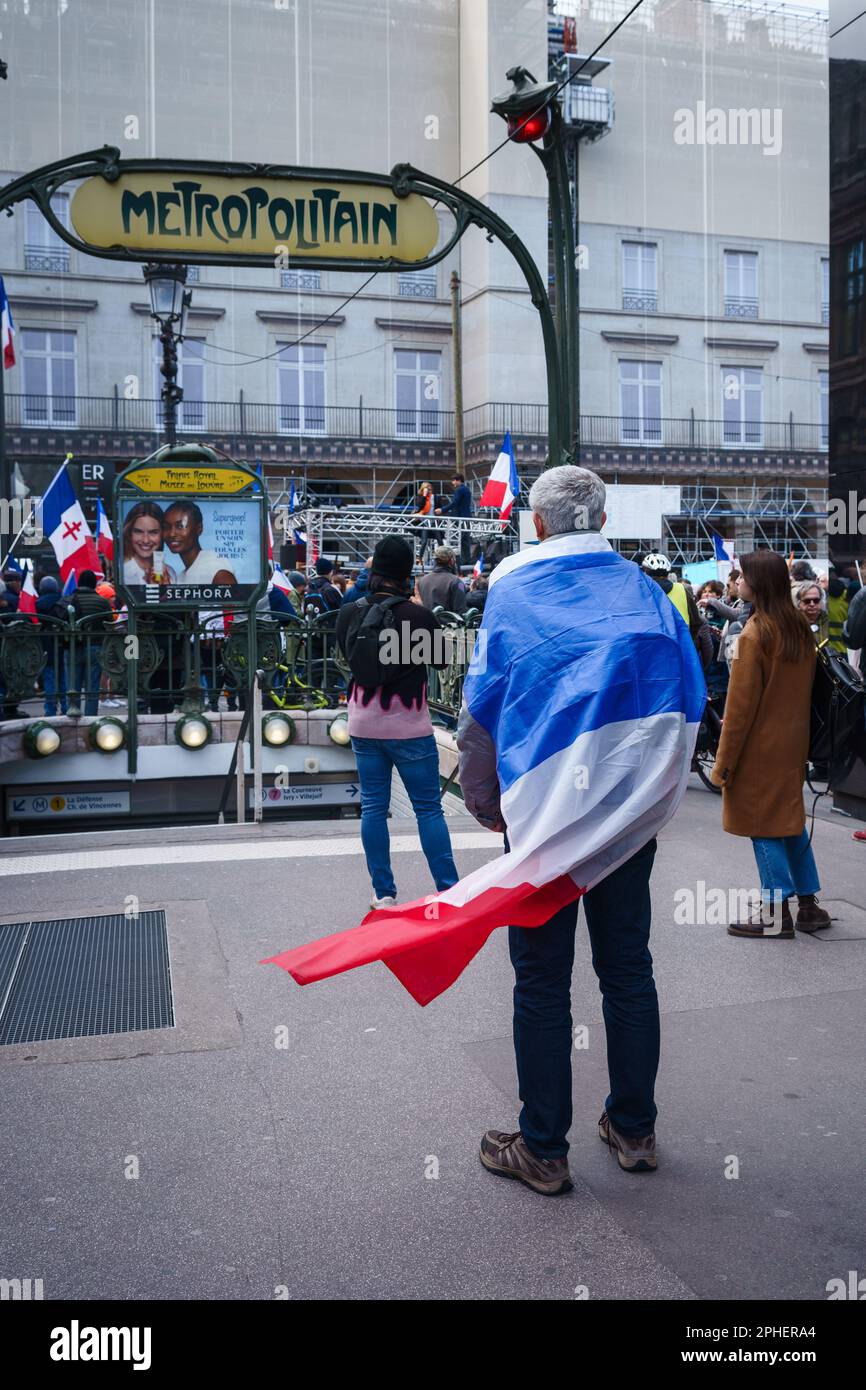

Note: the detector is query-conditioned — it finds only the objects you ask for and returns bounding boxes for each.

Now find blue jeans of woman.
[751,829,820,903]
[351,735,459,899]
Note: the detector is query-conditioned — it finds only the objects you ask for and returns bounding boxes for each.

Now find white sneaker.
[371,894,397,910]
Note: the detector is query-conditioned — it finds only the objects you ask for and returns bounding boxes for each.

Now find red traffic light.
[507,106,552,144]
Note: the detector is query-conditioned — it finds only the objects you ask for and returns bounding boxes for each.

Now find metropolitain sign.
[70,172,440,262]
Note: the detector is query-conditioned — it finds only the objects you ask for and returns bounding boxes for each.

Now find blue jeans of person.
[509,837,659,1160]
[351,735,459,899]
[43,659,68,716]
[751,830,820,904]
[73,653,100,716]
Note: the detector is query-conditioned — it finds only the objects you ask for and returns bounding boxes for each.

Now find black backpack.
[341,595,405,688]
[809,643,866,786]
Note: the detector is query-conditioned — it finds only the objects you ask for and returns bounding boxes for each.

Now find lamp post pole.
[143,264,190,448]
[492,66,580,468]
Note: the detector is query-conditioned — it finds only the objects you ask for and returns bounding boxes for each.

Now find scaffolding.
[274,508,516,571]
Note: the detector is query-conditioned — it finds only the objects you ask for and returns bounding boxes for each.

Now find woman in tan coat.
[710,550,831,938]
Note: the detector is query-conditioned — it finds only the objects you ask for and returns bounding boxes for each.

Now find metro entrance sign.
[71,171,440,262]
[0,145,570,469]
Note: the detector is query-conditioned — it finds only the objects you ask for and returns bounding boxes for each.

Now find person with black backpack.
[335,536,459,909]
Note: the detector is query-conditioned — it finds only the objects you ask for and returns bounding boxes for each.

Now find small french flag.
[18,566,38,622]
[271,563,293,595]
[97,498,115,564]
[479,431,519,521]
[62,570,77,597]
[0,275,15,369]
[473,552,485,578]
[712,534,735,565]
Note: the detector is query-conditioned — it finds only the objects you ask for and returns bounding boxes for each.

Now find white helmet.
[642,551,672,574]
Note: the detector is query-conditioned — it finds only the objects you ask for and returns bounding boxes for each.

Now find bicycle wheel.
[692,704,722,794]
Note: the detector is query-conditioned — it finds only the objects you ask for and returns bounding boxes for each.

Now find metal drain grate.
[0,912,174,1045]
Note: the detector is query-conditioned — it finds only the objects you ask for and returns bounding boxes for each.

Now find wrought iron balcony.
[23,244,70,273]
[724,296,760,319]
[622,290,658,312]
[3,394,828,454]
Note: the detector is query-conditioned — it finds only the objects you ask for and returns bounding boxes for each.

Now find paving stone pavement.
[0,780,863,1300]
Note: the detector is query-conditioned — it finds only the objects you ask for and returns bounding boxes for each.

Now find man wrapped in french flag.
[265,466,705,1192]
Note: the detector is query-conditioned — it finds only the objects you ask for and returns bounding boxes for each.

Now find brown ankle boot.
[795,895,832,932]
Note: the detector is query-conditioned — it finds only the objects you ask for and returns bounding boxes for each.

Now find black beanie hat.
[371,536,414,583]
[315,556,334,576]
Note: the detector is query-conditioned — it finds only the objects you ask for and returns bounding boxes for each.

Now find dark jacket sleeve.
[448,578,467,615]
[843,586,866,650]
[456,700,502,827]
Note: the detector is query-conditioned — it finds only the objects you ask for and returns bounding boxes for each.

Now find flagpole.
[0,347,9,508]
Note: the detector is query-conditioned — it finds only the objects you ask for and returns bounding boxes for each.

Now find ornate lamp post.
[492,66,579,465]
[143,264,191,447]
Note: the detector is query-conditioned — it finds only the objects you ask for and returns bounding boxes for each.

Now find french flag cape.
[38,464,100,581]
[263,533,706,1005]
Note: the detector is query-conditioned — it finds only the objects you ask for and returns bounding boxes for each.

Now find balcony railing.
[23,244,70,273]
[3,395,828,452]
[622,290,658,312]
[724,296,760,319]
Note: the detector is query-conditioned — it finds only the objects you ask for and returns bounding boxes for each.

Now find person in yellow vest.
[823,567,850,654]
[641,553,713,669]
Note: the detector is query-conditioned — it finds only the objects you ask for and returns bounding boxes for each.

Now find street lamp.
[492,66,578,464]
[143,263,191,447]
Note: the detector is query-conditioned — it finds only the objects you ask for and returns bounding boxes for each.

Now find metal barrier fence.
[0,606,482,730]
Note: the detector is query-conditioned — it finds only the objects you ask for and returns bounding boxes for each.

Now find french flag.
[473,552,484,579]
[271,563,293,596]
[263,534,706,1005]
[712,534,735,564]
[0,275,15,369]
[96,498,114,564]
[17,567,38,622]
[37,463,100,582]
[479,431,519,520]
[62,570,77,597]
[289,477,308,547]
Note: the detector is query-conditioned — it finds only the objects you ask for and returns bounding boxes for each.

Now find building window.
[842,238,865,357]
[819,369,829,449]
[395,349,442,438]
[153,337,206,432]
[721,366,763,446]
[277,343,326,433]
[821,257,829,326]
[22,329,77,426]
[398,272,437,299]
[280,269,322,291]
[618,360,662,444]
[622,242,657,312]
[724,251,758,319]
[25,193,71,274]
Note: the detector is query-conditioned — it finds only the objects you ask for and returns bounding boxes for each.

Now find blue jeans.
[751,830,820,903]
[509,837,659,1160]
[43,660,68,716]
[73,655,100,716]
[351,735,459,899]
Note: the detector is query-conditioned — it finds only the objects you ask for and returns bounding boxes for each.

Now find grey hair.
[793,579,825,611]
[434,545,456,565]
[528,465,606,535]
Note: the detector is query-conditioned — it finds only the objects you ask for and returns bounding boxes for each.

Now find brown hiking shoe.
[795,895,832,932]
[479,1130,573,1196]
[598,1110,657,1173]
[727,898,794,938]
